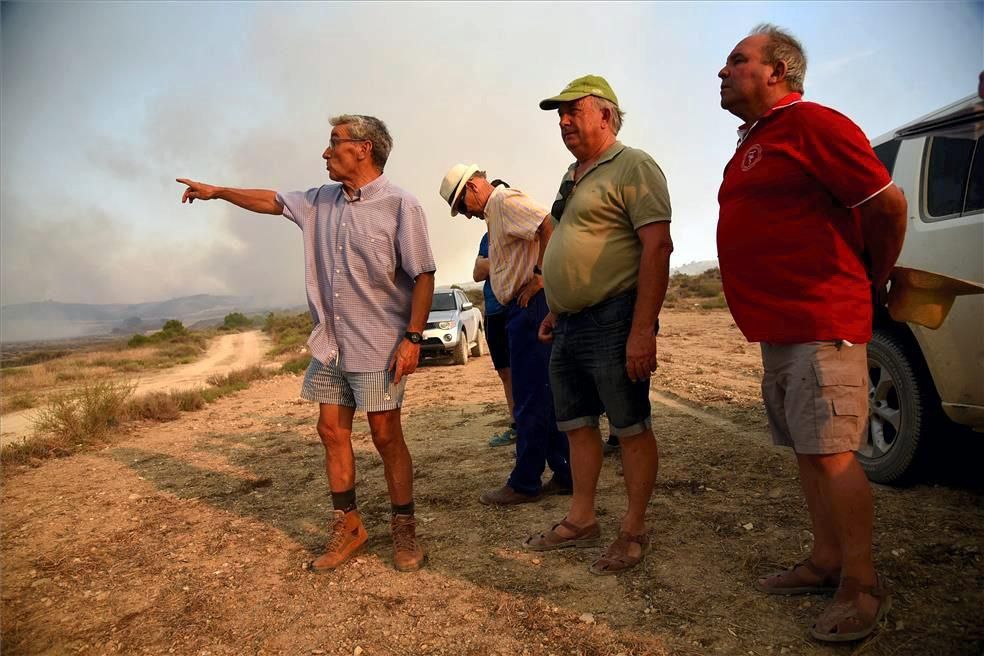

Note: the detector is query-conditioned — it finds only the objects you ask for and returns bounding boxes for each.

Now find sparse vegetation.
[663,268,727,310]
[263,312,312,355]
[281,354,311,374]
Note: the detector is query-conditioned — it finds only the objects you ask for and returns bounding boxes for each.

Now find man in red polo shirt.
[717,24,907,642]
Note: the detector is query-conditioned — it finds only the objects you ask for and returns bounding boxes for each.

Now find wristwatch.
[404,331,423,344]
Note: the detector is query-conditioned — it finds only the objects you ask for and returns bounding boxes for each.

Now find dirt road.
[0,330,270,446]
[1,311,981,655]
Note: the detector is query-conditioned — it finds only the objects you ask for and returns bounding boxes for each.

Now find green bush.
[222,312,253,330]
[128,334,150,347]
[282,355,312,374]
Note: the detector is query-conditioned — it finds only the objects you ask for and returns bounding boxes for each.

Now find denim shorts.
[548,290,652,437]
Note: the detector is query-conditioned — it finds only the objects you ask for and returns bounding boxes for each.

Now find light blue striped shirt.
[277,175,436,372]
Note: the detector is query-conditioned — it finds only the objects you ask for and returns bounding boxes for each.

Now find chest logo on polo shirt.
[741,144,763,171]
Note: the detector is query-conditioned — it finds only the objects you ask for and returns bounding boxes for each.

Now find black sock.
[391,501,415,516]
[331,489,357,513]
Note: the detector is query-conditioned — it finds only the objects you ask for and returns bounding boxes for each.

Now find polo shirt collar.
[565,141,626,181]
[736,93,803,145]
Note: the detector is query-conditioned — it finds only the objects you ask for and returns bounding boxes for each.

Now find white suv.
[863,94,984,483]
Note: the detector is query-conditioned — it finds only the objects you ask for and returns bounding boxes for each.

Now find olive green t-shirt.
[542,142,672,315]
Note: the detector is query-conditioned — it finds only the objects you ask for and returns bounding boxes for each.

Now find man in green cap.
[523,75,673,575]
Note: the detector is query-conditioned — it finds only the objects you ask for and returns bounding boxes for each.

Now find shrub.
[31,380,135,445]
[282,355,312,374]
[126,391,181,422]
[222,312,253,330]
[128,334,150,347]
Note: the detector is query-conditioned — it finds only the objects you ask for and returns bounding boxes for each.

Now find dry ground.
[1,310,981,655]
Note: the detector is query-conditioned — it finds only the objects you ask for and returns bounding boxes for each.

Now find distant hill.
[671,259,718,276]
[0,295,303,343]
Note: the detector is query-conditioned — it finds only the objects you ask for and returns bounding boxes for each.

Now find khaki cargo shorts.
[760,341,868,455]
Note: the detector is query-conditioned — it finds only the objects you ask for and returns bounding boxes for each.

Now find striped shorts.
[301,357,406,412]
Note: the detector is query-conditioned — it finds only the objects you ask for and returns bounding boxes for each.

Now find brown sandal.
[811,575,891,642]
[588,531,649,575]
[523,519,601,552]
[755,559,841,595]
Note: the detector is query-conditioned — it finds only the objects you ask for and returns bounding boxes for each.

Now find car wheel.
[452,330,469,365]
[471,324,486,357]
[858,328,935,484]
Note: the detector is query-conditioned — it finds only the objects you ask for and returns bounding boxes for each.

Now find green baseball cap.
[539,74,619,110]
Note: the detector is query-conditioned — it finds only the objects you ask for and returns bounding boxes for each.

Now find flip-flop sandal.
[523,519,601,552]
[589,531,650,575]
[755,559,841,595]
[810,575,892,642]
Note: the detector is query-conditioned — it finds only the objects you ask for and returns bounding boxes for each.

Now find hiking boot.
[391,514,426,572]
[308,510,368,572]
[488,427,517,447]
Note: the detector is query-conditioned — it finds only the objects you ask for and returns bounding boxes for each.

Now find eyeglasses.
[327,137,369,150]
[456,187,469,214]
[550,179,576,221]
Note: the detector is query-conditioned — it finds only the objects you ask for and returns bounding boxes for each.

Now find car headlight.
[438,320,456,330]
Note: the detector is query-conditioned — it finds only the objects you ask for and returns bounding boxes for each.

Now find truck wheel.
[471,324,486,357]
[452,330,469,365]
[858,328,936,484]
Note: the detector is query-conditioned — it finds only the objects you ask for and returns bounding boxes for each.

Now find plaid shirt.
[277,175,436,372]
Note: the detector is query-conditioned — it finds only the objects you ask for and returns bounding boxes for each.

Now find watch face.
[406,332,422,343]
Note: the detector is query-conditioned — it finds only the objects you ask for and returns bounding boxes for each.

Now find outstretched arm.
[176,178,284,215]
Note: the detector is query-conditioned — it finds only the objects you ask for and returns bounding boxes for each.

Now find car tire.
[471,324,486,357]
[452,330,469,365]
[858,328,936,484]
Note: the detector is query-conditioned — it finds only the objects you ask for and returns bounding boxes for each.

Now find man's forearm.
[407,272,436,332]
[473,257,490,282]
[631,225,673,335]
[860,185,908,287]
[216,187,284,215]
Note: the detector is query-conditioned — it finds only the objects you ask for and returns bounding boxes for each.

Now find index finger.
[176,178,194,186]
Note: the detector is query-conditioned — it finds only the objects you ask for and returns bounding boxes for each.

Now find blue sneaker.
[488,427,517,447]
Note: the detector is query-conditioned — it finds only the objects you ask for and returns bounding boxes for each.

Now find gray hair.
[592,97,625,135]
[750,23,807,94]
[329,114,393,171]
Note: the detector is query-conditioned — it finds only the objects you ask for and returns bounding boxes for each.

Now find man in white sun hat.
[440,165,572,506]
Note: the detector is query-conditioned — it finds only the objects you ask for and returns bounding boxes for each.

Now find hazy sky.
[2,1,982,307]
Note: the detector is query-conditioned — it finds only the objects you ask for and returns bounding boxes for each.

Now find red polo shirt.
[717,93,893,344]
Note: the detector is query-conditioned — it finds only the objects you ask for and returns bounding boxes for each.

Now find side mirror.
[462,301,474,310]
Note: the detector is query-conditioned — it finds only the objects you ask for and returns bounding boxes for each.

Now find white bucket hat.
[439,163,480,217]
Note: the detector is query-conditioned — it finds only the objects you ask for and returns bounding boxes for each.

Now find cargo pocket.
[810,353,867,451]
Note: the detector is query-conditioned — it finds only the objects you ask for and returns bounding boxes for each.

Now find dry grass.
[1,367,273,467]
[0,343,208,414]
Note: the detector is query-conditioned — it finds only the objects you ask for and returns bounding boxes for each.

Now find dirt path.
[1,311,981,655]
[0,331,270,445]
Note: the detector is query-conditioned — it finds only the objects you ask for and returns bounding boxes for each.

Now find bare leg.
[367,408,414,506]
[553,425,603,536]
[618,427,659,540]
[796,452,844,573]
[316,403,356,492]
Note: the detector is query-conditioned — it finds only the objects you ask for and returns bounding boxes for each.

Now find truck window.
[873,140,901,176]
[964,136,984,214]
[925,135,976,218]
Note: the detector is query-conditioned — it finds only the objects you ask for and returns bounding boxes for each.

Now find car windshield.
[431,292,457,312]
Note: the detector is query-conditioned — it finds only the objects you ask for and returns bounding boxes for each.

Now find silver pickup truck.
[421,287,485,365]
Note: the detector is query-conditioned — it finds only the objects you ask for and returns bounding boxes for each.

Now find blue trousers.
[505,290,572,495]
